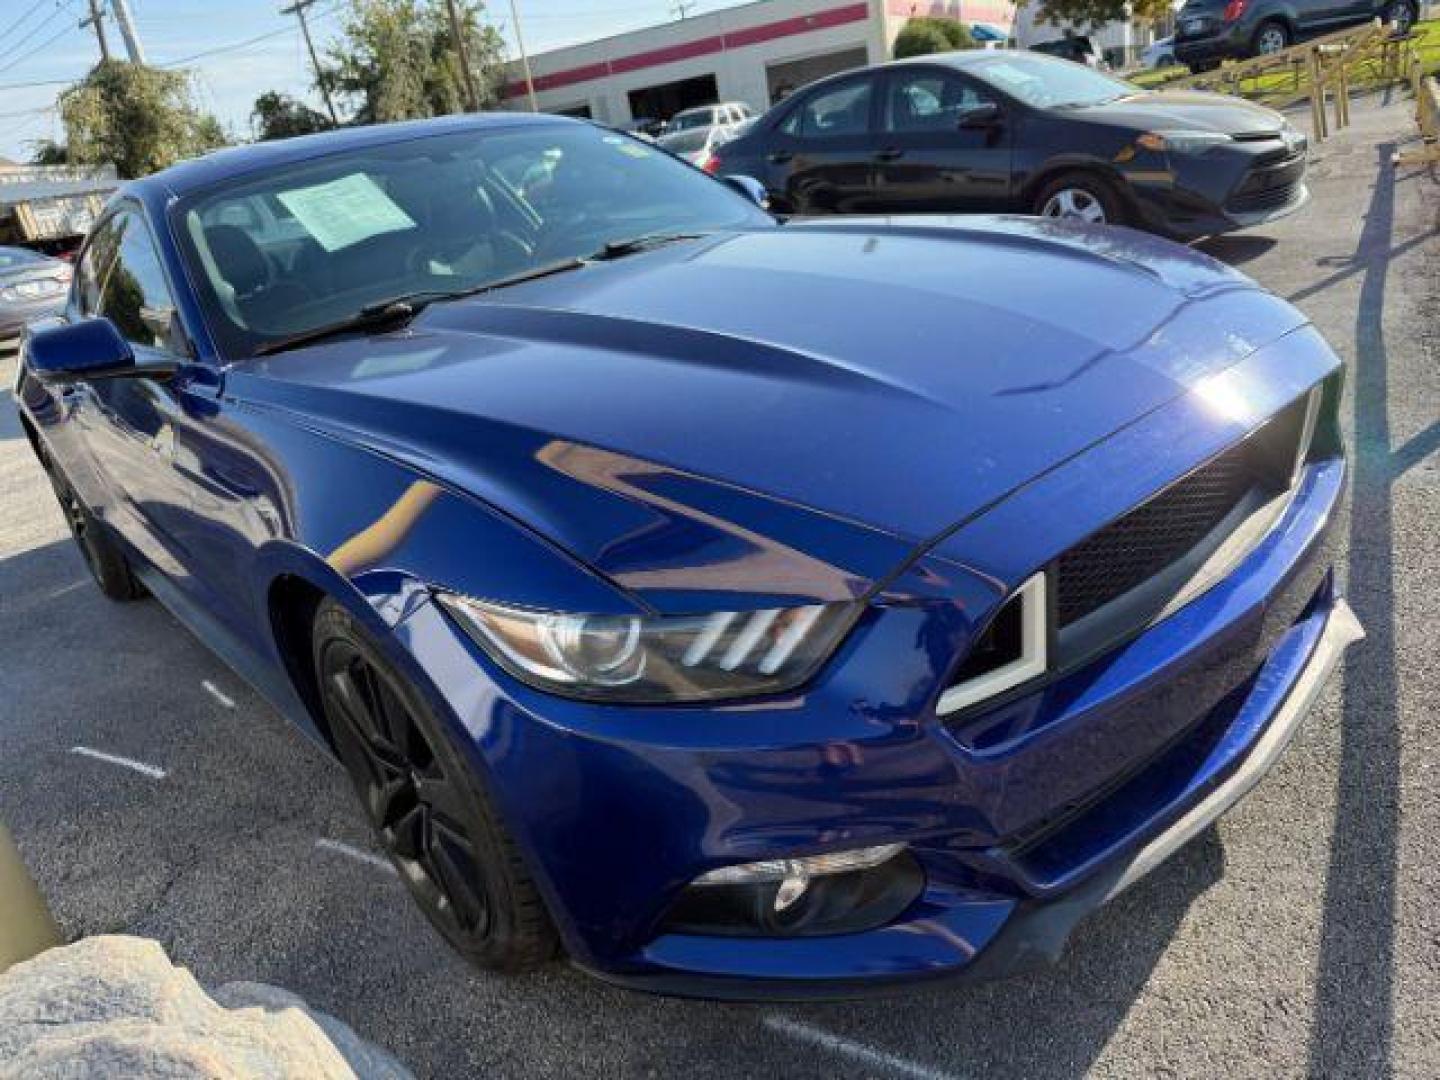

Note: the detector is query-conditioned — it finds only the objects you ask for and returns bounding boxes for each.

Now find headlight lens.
[437,593,861,703]
[1137,130,1233,153]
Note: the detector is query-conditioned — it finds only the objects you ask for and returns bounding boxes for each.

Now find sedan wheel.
[1255,23,1289,54]
[1385,1,1414,33]
[1040,187,1108,224]
[312,600,558,971]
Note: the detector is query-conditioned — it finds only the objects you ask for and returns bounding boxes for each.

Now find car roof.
[129,111,577,200]
[767,48,1089,110]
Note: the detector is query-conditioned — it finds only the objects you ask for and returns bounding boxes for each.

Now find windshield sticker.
[276,172,416,253]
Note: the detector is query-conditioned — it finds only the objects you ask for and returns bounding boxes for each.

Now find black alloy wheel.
[43,458,146,601]
[312,600,557,971]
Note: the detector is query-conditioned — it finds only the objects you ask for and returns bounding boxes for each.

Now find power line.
[0,18,78,78]
[0,0,76,67]
[157,0,345,68]
[0,0,53,47]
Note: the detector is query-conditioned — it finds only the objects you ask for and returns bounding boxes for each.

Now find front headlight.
[436,593,861,703]
[1136,130,1233,154]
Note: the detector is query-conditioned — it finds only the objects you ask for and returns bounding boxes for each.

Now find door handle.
[768,151,793,164]
[874,147,905,162]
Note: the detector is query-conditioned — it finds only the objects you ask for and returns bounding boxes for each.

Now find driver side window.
[98,210,180,354]
[883,71,994,133]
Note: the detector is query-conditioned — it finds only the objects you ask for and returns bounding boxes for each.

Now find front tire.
[1384,0,1417,34]
[1033,171,1128,227]
[1253,20,1290,56]
[312,600,559,972]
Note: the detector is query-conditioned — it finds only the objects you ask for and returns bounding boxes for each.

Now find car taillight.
[699,152,721,175]
[1222,0,1245,20]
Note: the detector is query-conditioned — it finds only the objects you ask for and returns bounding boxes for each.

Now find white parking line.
[47,580,88,600]
[763,1016,962,1080]
[68,746,167,781]
[202,680,236,709]
[315,838,399,877]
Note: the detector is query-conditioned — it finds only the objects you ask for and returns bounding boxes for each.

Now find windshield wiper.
[250,257,589,358]
[591,231,710,260]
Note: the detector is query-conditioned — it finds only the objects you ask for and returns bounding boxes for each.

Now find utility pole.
[443,0,481,112]
[671,1,697,18]
[108,0,146,64]
[79,0,111,62]
[280,0,339,125]
[508,0,538,113]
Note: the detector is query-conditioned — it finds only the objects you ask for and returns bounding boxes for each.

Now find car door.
[70,205,213,585]
[870,67,1014,214]
[762,74,880,215]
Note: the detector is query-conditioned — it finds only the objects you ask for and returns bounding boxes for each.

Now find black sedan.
[708,51,1309,239]
[0,247,72,354]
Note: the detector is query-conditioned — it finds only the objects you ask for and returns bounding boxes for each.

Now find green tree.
[251,91,332,141]
[1023,0,1175,31]
[28,140,68,165]
[325,0,507,124]
[894,17,977,59]
[58,60,227,178]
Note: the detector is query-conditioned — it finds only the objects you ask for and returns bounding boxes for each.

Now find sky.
[0,0,750,162]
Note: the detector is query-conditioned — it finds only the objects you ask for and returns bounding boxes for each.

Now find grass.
[1127,18,1440,101]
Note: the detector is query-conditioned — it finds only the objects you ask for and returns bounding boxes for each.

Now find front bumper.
[598,590,1361,999]
[1127,147,1310,240]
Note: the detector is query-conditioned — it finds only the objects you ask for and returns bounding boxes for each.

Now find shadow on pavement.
[1305,140,1408,1077]
[1197,234,1278,266]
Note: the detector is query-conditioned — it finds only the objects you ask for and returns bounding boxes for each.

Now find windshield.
[970,53,1136,108]
[667,109,714,132]
[173,121,772,358]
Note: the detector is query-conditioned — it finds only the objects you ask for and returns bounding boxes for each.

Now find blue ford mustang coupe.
[13,113,1362,998]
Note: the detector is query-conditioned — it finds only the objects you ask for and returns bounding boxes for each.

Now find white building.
[502,0,1019,126]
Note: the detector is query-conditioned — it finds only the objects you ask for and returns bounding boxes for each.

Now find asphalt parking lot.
[2,91,1437,1079]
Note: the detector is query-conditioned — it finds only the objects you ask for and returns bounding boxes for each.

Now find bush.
[894,17,977,59]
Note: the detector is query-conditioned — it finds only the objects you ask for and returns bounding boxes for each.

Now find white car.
[1142,35,1177,69]
[657,124,736,168]
[662,102,753,135]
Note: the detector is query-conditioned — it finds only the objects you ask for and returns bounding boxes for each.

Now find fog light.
[693,844,905,912]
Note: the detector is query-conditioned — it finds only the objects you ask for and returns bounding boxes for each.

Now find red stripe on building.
[504,1,871,100]
[609,33,727,75]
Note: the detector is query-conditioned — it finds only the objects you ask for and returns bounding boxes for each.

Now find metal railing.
[1154,20,1415,142]
[1394,64,1440,164]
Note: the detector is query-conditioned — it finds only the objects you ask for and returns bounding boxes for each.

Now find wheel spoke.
[414,770,472,828]
[389,800,428,859]
[323,647,494,944]
[427,818,487,930]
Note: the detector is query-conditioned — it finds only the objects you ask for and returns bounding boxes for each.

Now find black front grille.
[1227,155,1305,213]
[1055,447,1254,628]
[1228,179,1302,212]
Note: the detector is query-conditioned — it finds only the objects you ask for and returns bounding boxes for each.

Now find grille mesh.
[1055,448,1254,627]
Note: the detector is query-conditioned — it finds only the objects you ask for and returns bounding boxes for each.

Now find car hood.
[235,217,1308,610]
[1070,90,1288,135]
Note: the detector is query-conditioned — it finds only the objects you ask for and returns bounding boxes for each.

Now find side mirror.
[722,174,771,210]
[958,102,1002,129]
[25,318,147,384]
